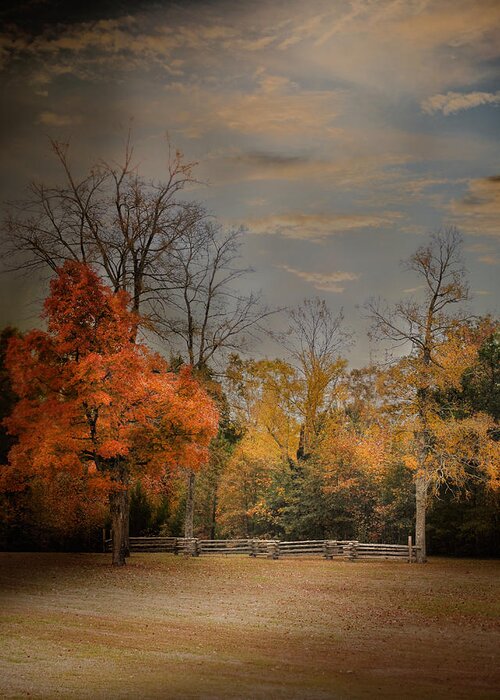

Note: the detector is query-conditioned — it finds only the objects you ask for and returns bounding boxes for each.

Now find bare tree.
[151,222,271,370]
[278,298,350,459]
[3,137,276,544]
[2,137,206,557]
[147,221,273,537]
[3,137,203,317]
[366,227,470,562]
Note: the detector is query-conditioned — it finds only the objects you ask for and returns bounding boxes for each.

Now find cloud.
[400,177,462,195]
[242,211,403,240]
[464,242,500,264]
[3,0,500,100]
[464,243,492,253]
[245,197,268,207]
[278,0,500,96]
[2,15,186,83]
[231,151,320,177]
[207,148,413,188]
[392,1,500,53]
[212,69,342,137]
[477,254,500,265]
[37,111,82,127]
[157,71,344,141]
[281,265,359,293]
[422,91,500,115]
[447,176,500,237]
[215,89,339,136]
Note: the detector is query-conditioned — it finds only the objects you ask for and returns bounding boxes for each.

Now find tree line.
[0,138,498,563]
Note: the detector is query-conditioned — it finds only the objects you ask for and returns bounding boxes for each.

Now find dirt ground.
[0,553,499,699]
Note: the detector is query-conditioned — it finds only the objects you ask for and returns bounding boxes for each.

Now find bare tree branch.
[366,227,470,366]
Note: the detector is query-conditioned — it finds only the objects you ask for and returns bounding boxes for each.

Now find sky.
[0,0,499,367]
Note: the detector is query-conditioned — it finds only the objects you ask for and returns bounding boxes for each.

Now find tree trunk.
[110,489,128,566]
[416,379,431,564]
[124,493,130,557]
[184,470,196,539]
[415,476,428,563]
[210,489,217,540]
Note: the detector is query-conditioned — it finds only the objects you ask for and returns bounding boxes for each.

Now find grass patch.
[0,553,499,699]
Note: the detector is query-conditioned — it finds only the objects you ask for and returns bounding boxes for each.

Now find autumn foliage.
[1,262,218,557]
[1,238,498,560]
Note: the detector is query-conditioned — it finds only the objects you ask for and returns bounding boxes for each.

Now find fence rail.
[103,534,419,562]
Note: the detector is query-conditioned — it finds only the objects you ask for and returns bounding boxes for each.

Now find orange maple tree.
[1,261,218,564]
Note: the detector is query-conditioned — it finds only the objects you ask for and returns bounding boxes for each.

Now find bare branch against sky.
[0,0,498,366]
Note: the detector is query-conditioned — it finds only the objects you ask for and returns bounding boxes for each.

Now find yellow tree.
[313,365,397,541]
[277,298,349,458]
[367,229,498,561]
[226,356,300,463]
[219,357,300,535]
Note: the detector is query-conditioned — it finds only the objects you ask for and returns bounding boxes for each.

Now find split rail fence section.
[103,535,419,562]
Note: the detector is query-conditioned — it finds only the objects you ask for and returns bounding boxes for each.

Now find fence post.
[344,541,351,561]
[183,538,197,556]
[323,540,333,560]
[408,535,413,563]
[347,541,358,561]
[267,541,279,559]
[250,539,256,557]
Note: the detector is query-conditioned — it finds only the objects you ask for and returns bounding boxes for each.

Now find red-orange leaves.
[2,261,218,508]
[44,262,137,356]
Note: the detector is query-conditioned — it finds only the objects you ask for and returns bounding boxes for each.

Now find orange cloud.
[242,211,403,241]
[448,176,500,237]
[37,111,82,127]
[280,265,359,293]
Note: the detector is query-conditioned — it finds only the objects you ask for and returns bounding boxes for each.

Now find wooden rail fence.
[103,534,419,562]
